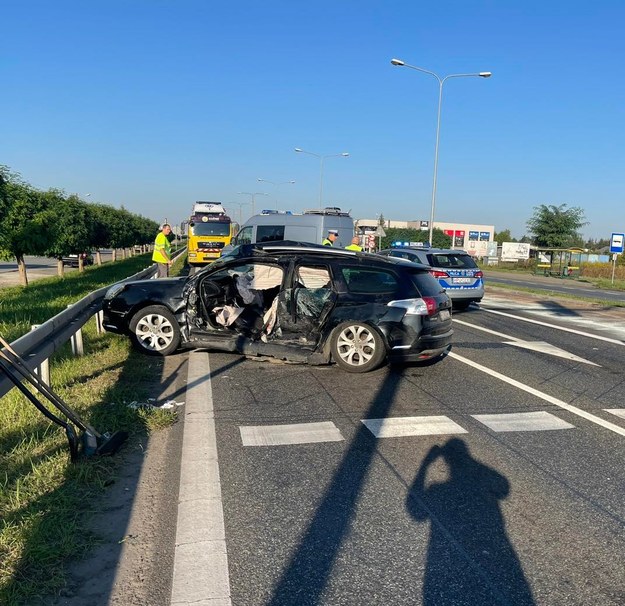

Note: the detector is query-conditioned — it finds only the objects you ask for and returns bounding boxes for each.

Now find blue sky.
[2,1,623,239]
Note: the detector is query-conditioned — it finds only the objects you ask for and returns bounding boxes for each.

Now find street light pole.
[237,191,268,217]
[390,58,491,246]
[257,178,295,210]
[294,148,349,207]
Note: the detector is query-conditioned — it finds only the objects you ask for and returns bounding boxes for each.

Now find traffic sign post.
[610,233,624,284]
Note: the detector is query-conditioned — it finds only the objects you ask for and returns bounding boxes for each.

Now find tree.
[526,204,587,248]
[494,229,515,244]
[380,227,452,250]
[0,173,55,286]
[40,192,94,275]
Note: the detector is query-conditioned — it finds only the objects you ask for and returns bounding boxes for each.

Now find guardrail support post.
[30,325,50,384]
[95,310,104,334]
[71,328,84,356]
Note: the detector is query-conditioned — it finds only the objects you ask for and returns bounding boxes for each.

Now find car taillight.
[429,270,449,278]
[388,297,438,316]
[475,270,483,278]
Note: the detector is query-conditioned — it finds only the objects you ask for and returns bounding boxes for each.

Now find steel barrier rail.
[0,248,186,399]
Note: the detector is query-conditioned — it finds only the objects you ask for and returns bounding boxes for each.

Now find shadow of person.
[407,438,535,605]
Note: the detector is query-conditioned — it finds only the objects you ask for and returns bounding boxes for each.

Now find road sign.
[610,233,624,254]
[367,235,375,248]
[375,226,386,237]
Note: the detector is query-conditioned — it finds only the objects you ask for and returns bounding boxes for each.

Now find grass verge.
[0,253,186,604]
[485,281,625,307]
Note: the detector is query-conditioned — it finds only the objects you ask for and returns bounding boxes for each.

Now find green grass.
[485,281,625,307]
[0,252,186,604]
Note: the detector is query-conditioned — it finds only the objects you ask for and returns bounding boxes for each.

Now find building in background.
[355,218,494,256]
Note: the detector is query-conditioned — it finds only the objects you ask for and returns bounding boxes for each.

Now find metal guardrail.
[0,248,186,399]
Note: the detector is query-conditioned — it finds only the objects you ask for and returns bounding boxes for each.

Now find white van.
[226,207,355,251]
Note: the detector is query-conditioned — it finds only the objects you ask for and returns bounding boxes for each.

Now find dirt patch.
[40,355,187,606]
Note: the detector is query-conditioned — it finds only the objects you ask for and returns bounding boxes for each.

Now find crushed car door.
[276,264,337,342]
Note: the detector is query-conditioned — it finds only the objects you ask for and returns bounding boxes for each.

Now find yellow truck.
[186,202,239,267]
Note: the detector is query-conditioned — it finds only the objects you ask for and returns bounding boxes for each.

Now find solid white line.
[479,307,625,346]
[448,351,625,438]
[453,318,521,341]
[453,318,600,366]
[171,351,231,605]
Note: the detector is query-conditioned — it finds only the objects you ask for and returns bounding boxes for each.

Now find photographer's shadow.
[407,438,535,605]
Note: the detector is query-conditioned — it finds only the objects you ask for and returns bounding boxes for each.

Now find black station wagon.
[102,242,453,373]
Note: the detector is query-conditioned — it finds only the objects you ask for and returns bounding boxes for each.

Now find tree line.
[0,166,160,286]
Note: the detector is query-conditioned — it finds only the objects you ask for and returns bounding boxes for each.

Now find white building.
[355,218,495,255]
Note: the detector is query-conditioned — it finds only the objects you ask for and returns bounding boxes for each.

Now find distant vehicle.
[223,207,354,254]
[62,252,94,267]
[377,244,484,310]
[187,201,239,267]
[102,241,453,373]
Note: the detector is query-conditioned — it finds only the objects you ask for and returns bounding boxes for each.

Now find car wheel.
[129,305,181,356]
[330,321,386,373]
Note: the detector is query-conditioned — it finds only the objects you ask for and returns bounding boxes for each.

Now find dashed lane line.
[449,351,625,438]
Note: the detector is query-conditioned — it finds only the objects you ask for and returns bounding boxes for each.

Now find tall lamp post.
[390,58,491,246]
[237,191,269,217]
[257,178,295,210]
[294,148,349,208]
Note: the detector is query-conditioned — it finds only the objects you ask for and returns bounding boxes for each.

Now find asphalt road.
[154,289,625,605]
[0,252,114,287]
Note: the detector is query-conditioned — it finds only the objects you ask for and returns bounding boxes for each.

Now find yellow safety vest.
[152,232,171,263]
[345,244,362,251]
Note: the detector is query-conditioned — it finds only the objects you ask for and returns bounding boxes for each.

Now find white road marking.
[240,421,344,446]
[605,409,625,420]
[479,305,625,345]
[448,351,625,438]
[361,416,468,438]
[453,318,600,366]
[472,411,575,432]
[171,351,231,605]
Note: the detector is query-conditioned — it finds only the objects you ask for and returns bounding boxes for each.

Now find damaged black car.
[102,242,453,373]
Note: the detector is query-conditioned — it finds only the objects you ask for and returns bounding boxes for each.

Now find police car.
[377,243,484,310]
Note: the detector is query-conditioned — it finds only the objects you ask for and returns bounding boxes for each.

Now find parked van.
[225,207,354,252]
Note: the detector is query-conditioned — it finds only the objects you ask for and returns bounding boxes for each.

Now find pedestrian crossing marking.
[472,411,575,432]
[239,421,344,446]
[361,416,468,438]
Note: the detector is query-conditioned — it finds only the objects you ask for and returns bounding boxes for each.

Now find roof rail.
[303,207,351,217]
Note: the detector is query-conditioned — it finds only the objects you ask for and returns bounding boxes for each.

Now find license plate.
[439,309,451,320]
[453,277,472,284]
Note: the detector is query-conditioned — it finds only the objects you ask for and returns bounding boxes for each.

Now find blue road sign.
[610,233,625,254]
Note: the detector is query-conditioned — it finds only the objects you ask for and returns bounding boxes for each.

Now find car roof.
[386,246,470,255]
[223,241,430,271]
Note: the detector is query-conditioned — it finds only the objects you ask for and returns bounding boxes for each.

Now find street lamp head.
[479,72,492,78]
[390,58,405,66]
[294,148,303,152]
[340,152,349,157]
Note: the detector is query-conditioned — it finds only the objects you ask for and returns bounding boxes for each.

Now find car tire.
[128,305,181,356]
[330,321,386,373]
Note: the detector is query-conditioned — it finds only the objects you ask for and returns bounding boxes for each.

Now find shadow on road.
[407,438,535,605]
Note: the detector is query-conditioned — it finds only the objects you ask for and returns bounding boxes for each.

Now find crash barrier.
[0,248,186,400]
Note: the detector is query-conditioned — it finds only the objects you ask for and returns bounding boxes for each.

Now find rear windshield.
[427,253,477,269]
[408,270,446,297]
